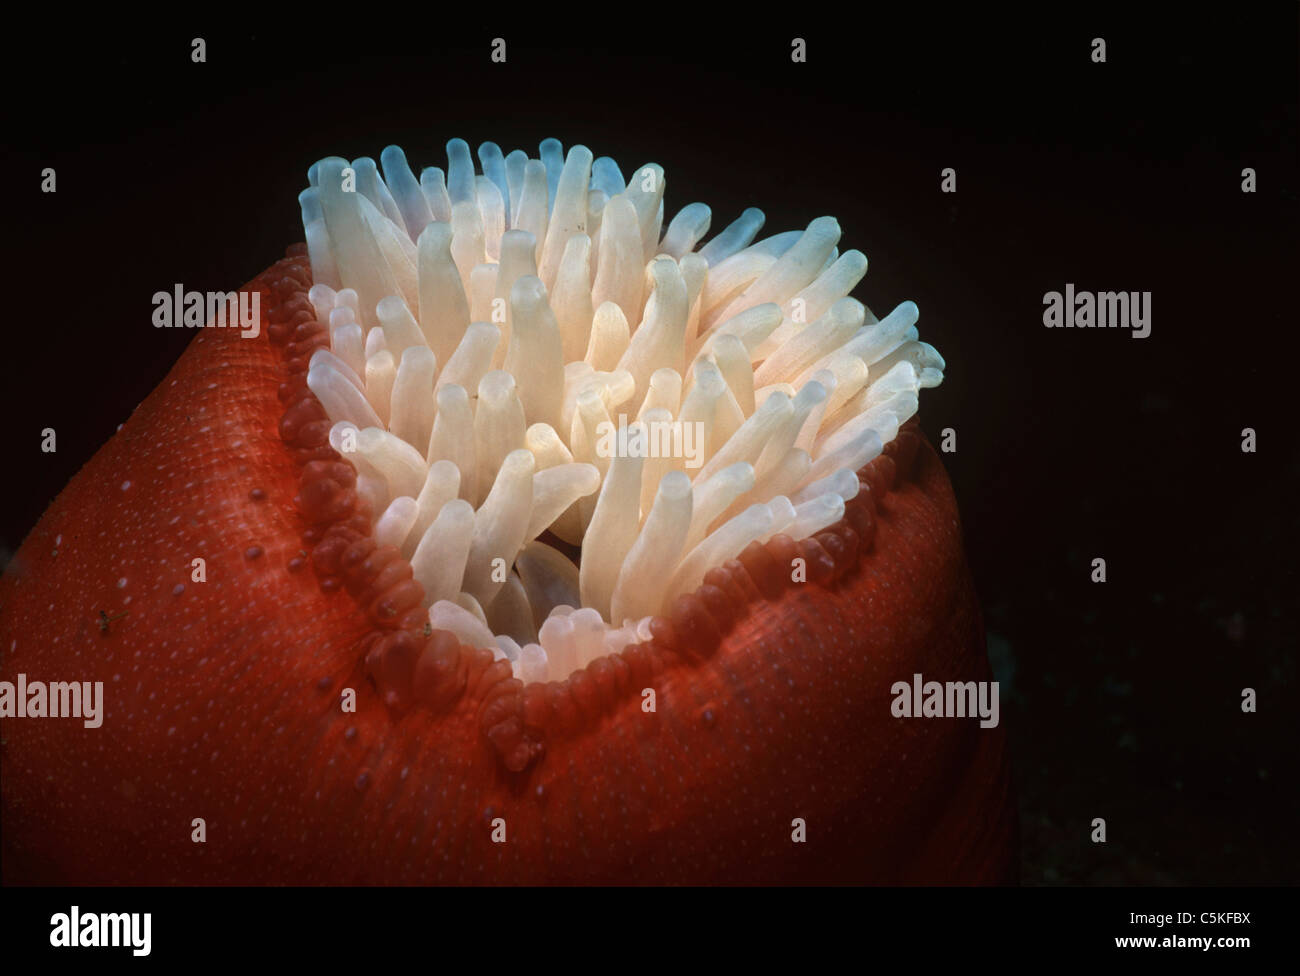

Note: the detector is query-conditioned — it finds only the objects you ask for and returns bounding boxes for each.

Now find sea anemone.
[0,136,1014,884]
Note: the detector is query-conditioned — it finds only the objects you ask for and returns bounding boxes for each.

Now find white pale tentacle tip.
[302,136,944,684]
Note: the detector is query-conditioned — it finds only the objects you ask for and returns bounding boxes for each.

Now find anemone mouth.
[293,137,945,687]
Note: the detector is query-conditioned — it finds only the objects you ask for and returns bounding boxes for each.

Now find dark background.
[5,9,1297,883]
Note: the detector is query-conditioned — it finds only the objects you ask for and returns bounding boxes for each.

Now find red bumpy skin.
[0,249,1017,884]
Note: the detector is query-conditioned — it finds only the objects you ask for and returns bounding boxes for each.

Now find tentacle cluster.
[294,137,945,685]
